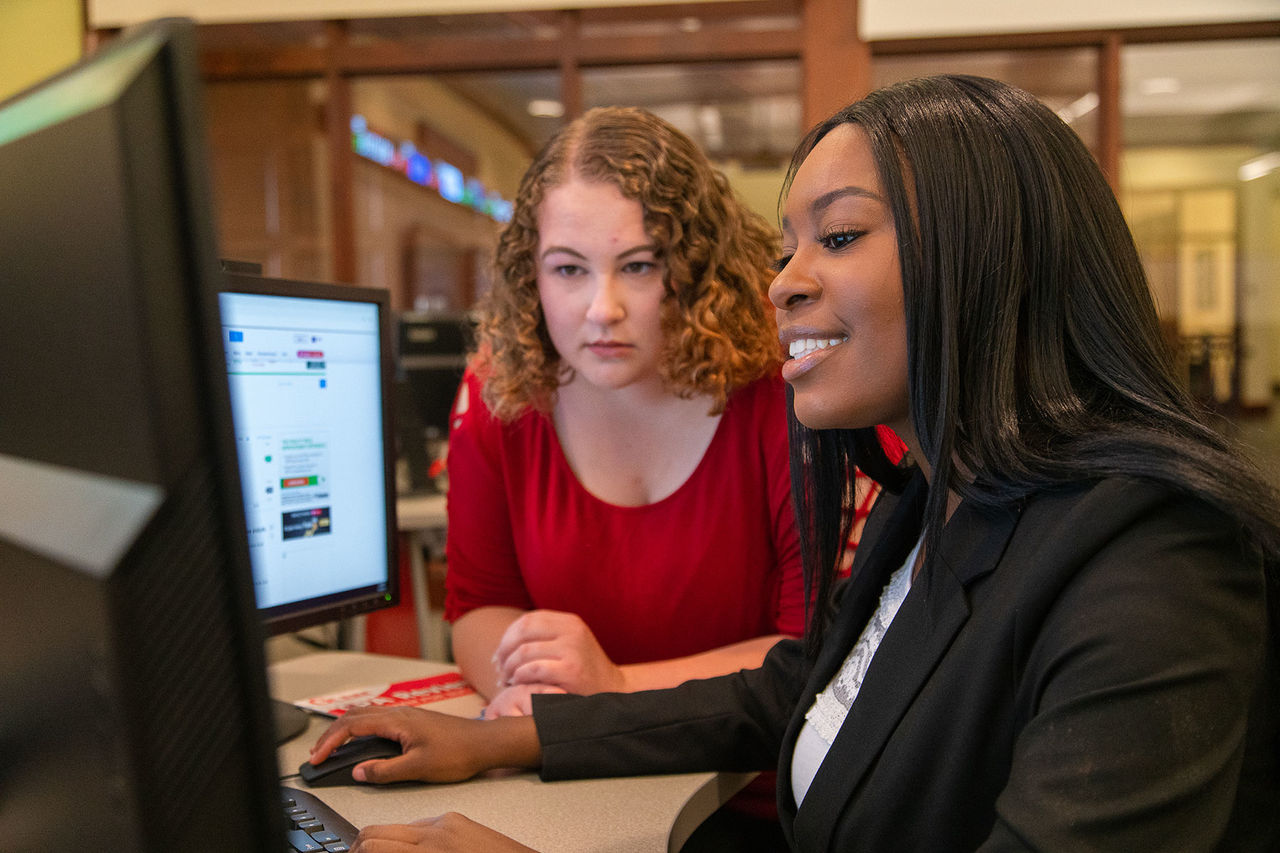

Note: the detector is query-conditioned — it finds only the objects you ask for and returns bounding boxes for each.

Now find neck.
[899,429,962,525]
[557,374,695,419]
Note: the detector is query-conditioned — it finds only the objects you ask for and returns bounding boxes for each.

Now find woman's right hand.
[309,705,540,784]
[352,813,538,852]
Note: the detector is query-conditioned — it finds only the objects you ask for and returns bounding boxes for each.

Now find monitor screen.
[0,18,281,851]
[219,275,400,635]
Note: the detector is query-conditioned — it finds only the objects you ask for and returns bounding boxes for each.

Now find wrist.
[616,663,649,693]
[476,716,542,772]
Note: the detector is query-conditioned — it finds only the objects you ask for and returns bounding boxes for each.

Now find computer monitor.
[395,312,473,492]
[218,273,400,637]
[0,18,281,852]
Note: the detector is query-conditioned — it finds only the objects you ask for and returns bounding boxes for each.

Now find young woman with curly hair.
[444,106,833,730]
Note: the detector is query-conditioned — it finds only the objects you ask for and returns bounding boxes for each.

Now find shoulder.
[450,367,494,432]
[933,475,1258,601]
[1017,476,1235,547]
[991,477,1261,616]
[716,373,789,457]
[724,371,788,420]
[449,366,548,453]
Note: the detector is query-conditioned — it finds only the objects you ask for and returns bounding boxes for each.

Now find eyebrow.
[781,185,884,232]
[539,243,660,261]
[813,185,883,213]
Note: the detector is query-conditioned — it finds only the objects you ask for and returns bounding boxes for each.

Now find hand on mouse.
[493,610,626,696]
[351,813,538,852]
[310,706,542,784]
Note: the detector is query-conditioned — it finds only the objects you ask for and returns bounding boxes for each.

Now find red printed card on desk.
[294,672,475,717]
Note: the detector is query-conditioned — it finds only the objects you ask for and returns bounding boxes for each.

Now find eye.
[771,253,793,274]
[552,263,585,277]
[820,229,864,251]
[621,260,657,275]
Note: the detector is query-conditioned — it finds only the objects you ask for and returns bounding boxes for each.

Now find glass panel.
[873,49,1100,153]
[204,79,331,281]
[1120,38,1280,483]
[582,61,803,223]
[348,75,531,310]
[442,69,564,155]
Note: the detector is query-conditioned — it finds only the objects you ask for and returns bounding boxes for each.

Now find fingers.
[352,814,534,853]
[353,753,422,785]
[493,610,580,664]
[351,818,445,851]
[498,641,565,687]
[481,685,532,719]
[310,707,401,764]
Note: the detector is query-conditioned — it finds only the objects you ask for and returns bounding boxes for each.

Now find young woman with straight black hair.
[310,76,1279,853]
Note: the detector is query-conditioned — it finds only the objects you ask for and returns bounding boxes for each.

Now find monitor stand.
[273,698,311,744]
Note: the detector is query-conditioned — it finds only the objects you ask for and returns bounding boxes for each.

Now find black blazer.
[536,473,1278,851]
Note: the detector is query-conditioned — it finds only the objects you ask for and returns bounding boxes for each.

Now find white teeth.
[788,337,847,359]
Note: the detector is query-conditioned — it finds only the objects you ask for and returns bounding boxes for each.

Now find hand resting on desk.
[485,610,621,718]
[483,683,567,719]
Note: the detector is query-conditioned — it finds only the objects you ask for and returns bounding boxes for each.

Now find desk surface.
[270,651,752,853]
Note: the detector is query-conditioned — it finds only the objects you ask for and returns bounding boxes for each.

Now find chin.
[790,402,851,432]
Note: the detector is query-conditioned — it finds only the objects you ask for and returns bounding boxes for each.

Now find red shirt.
[444,371,804,664]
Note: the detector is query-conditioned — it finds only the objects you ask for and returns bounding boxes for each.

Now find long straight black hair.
[783,75,1280,654]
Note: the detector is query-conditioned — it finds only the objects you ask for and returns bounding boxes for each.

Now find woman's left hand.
[481,682,567,719]
[492,610,626,695]
[351,813,537,852]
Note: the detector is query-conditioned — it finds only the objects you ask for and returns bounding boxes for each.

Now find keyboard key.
[280,786,358,852]
[286,828,325,851]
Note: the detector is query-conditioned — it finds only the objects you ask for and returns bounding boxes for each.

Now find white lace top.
[790,535,921,807]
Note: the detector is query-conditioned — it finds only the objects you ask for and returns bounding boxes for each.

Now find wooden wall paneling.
[205,80,328,278]
[1097,34,1122,192]
[559,9,583,121]
[324,20,356,283]
[801,0,871,129]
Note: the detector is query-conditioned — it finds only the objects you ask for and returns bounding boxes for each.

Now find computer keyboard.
[281,786,359,852]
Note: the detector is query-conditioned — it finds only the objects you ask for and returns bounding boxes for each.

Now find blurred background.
[5,0,1279,483]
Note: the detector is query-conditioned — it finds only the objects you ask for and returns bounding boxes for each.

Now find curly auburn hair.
[475,106,782,421]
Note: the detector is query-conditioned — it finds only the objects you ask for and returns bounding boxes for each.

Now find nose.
[585,275,626,326]
[768,254,818,313]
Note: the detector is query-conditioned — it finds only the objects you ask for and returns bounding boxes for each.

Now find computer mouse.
[299,735,403,787]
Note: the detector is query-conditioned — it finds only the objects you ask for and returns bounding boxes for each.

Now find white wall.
[88,0,1280,31]
[861,0,1279,39]
[89,0,738,26]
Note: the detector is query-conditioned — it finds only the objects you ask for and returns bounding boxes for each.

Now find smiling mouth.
[788,337,847,359]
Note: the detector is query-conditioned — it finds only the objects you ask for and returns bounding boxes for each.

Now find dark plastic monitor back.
[0,19,281,851]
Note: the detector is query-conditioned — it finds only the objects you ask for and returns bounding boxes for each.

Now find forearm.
[535,639,808,781]
[619,634,789,693]
[452,606,525,699]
